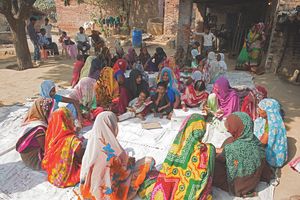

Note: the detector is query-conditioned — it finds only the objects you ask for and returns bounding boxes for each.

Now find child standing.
[71,55,85,88]
[150,82,173,119]
[118,90,150,121]
[193,28,216,56]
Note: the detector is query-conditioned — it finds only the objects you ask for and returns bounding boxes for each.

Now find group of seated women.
[15,45,288,199]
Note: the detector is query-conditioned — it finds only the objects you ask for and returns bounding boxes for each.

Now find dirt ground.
[0,43,299,199]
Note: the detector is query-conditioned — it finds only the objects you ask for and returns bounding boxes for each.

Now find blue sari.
[159,67,180,105]
[254,98,288,167]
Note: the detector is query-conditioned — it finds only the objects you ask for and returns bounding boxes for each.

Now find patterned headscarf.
[254,98,288,167]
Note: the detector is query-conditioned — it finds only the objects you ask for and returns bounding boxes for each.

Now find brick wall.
[164,0,179,35]
[55,0,159,36]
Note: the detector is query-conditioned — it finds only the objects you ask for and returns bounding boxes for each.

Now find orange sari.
[42,108,82,188]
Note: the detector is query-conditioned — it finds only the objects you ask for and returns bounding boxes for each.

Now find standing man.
[75,27,90,55]
[41,18,52,43]
[193,28,216,56]
[27,17,40,66]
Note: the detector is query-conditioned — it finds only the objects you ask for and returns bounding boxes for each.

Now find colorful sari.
[139,114,215,200]
[16,97,55,170]
[241,85,267,120]
[254,98,288,167]
[80,112,155,200]
[71,60,85,87]
[213,77,240,118]
[214,112,266,196]
[181,84,208,107]
[42,108,82,188]
[113,58,127,80]
[95,67,119,107]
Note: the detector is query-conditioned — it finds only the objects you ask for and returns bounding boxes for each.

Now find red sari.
[42,108,82,188]
[181,84,209,107]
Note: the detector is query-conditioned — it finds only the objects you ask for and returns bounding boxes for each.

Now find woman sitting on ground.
[139,114,215,199]
[213,112,272,197]
[113,58,128,81]
[159,67,181,109]
[67,77,102,126]
[42,108,85,188]
[138,46,151,67]
[208,52,227,83]
[40,80,83,124]
[241,85,268,120]
[207,76,240,118]
[71,55,85,88]
[125,47,138,69]
[145,47,167,72]
[254,98,288,168]
[125,69,149,101]
[16,97,55,170]
[80,112,155,199]
[181,80,209,111]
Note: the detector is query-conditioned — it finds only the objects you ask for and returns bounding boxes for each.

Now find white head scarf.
[80,111,128,199]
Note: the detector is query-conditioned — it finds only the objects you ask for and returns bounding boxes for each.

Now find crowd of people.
[18,21,290,199]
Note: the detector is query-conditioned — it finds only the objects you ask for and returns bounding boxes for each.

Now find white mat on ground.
[0,71,274,200]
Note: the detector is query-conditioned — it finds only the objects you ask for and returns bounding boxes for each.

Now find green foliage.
[34,0,57,20]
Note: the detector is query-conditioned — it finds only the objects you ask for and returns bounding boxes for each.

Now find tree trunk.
[11,19,33,70]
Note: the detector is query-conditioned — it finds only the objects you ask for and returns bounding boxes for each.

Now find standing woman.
[42,108,85,188]
[80,112,155,200]
[254,98,288,168]
[16,98,55,170]
[213,112,271,197]
[159,67,181,108]
[125,69,149,100]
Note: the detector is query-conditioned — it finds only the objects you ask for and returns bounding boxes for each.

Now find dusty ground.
[0,43,299,199]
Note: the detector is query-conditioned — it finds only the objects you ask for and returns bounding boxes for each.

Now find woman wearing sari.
[236,23,265,73]
[138,46,151,67]
[80,111,155,200]
[16,97,55,170]
[241,85,268,120]
[181,80,209,110]
[159,67,181,109]
[95,67,119,108]
[113,58,127,81]
[209,76,240,118]
[139,114,215,199]
[145,47,167,72]
[67,77,100,124]
[80,56,97,80]
[125,69,149,100]
[213,112,270,197]
[125,47,138,69]
[254,98,288,168]
[42,108,84,188]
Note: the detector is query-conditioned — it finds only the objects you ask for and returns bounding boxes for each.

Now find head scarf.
[254,98,287,167]
[191,70,203,82]
[134,62,149,82]
[42,108,82,187]
[95,67,119,107]
[139,114,215,199]
[159,67,179,92]
[88,56,106,80]
[40,80,56,98]
[125,69,149,99]
[207,52,216,65]
[113,59,128,74]
[138,47,151,65]
[80,111,126,198]
[241,85,267,120]
[213,77,240,117]
[155,47,167,65]
[80,56,97,80]
[224,112,265,185]
[126,47,137,66]
[69,77,96,108]
[23,97,55,125]
[191,49,200,59]
[217,53,227,71]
